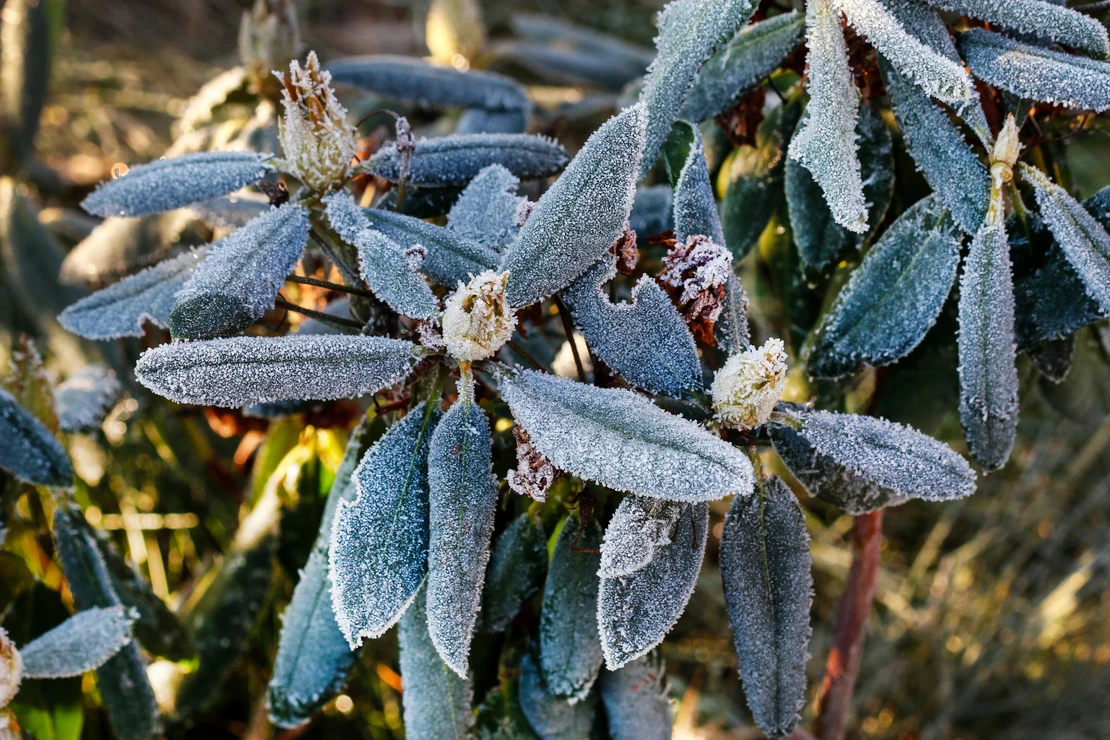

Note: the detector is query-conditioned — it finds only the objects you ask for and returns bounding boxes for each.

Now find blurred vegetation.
[2,1,1110,739]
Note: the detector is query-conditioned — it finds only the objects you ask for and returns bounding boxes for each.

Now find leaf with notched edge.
[498,370,754,502]
[81,151,272,218]
[0,388,72,487]
[19,606,135,679]
[362,134,568,187]
[480,514,548,633]
[720,476,811,739]
[135,335,420,408]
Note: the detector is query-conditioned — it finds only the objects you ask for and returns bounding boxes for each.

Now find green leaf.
[519,650,602,739]
[0,388,72,488]
[479,514,548,633]
[720,476,812,739]
[598,653,673,740]
[498,369,754,502]
[0,0,56,171]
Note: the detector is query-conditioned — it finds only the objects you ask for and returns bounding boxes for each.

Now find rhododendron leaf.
[480,514,548,633]
[20,606,135,679]
[361,133,568,187]
[599,495,684,579]
[673,132,725,245]
[81,151,272,218]
[54,365,123,433]
[456,107,528,135]
[936,0,1110,56]
[519,650,601,738]
[447,164,525,251]
[0,388,73,487]
[363,207,500,287]
[599,653,673,740]
[629,185,675,238]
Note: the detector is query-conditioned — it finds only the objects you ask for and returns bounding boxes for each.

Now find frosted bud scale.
[0,628,21,709]
[442,270,517,361]
[711,338,789,430]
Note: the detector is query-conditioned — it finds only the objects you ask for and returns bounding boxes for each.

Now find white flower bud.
[275,52,359,193]
[990,114,1022,186]
[0,628,22,709]
[442,270,517,361]
[711,337,789,430]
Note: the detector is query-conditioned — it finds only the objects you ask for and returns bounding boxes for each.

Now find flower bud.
[0,627,22,709]
[990,114,1022,186]
[239,0,301,90]
[442,270,517,361]
[275,52,359,193]
[711,337,789,430]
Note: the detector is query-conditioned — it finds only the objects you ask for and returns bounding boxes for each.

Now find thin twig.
[287,274,376,298]
[816,510,884,740]
[553,295,587,383]
[274,296,365,330]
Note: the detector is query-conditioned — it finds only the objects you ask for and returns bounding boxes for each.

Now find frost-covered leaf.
[599,653,672,740]
[673,133,724,245]
[327,54,529,111]
[363,134,568,187]
[719,476,811,738]
[788,0,866,233]
[629,185,674,238]
[135,334,419,408]
[480,514,548,633]
[598,495,683,579]
[519,650,601,739]
[329,403,440,647]
[456,107,528,135]
[269,416,380,728]
[398,584,475,740]
[936,0,1110,57]
[58,247,207,340]
[493,40,645,90]
[682,11,805,123]
[498,370,753,502]
[540,513,604,701]
[787,99,893,271]
[53,505,161,740]
[881,59,990,234]
[561,256,701,397]
[1021,164,1110,317]
[1016,248,1102,346]
[188,192,270,230]
[637,0,758,175]
[959,29,1110,113]
[835,0,973,103]
[770,405,977,511]
[809,196,963,378]
[718,269,753,352]
[502,104,647,307]
[958,217,1019,471]
[54,366,122,433]
[19,606,135,679]
[598,502,708,669]
[169,203,309,339]
[427,382,497,677]
[80,151,272,218]
[447,164,525,251]
[0,388,72,487]
[363,207,500,287]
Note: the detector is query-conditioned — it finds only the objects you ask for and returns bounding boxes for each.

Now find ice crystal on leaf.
[498,369,754,502]
[959,29,1110,113]
[789,0,867,233]
[597,502,708,669]
[426,380,498,677]
[58,247,207,340]
[363,207,500,287]
[0,388,73,488]
[18,606,136,679]
[275,51,359,193]
[599,496,684,579]
[673,139,725,245]
[170,202,309,339]
[711,338,789,430]
[539,514,604,701]
[933,0,1110,57]
[135,335,419,408]
[363,133,568,187]
[599,653,673,740]
[446,164,525,251]
[329,403,440,648]
[502,104,647,307]
[519,650,600,738]
[55,365,123,433]
[720,476,812,739]
[637,0,758,175]
[80,151,272,218]
[442,270,517,361]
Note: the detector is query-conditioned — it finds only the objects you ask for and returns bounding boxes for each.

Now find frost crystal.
[959,29,1110,113]
[711,337,788,430]
[519,651,600,737]
[19,606,136,679]
[364,207,500,287]
[0,628,21,708]
[540,514,604,701]
[561,255,701,397]
[447,164,525,251]
[442,270,517,361]
[501,104,647,307]
[682,11,805,123]
[364,133,568,187]
[275,51,359,192]
[809,195,963,379]
[80,151,272,218]
[789,0,867,233]
[0,387,73,488]
[720,476,812,738]
[499,369,754,502]
[835,0,973,103]
[355,230,440,320]
[329,403,440,647]
[637,0,758,175]
[426,383,498,677]
[599,653,673,740]
[1021,164,1110,318]
[598,502,708,669]
[170,203,309,339]
[398,586,475,739]
[599,496,684,578]
[659,235,733,344]
[58,247,207,340]
[506,424,559,502]
[480,515,548,633]
[135,334,419,407]
[933,0,1110,56]
[55,365,123,433]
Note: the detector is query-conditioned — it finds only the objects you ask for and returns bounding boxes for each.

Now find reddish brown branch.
[816,510,884,740]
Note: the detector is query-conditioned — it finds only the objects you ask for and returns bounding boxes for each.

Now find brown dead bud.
[658,234,734,346]
[507,425,559,503]
[613,223,639,276]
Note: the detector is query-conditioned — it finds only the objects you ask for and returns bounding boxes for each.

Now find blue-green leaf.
[19,606,135,679]
[0,388,72,487]
[54,366,122,434]
[599,496,683,579]
[327,55,529,111]
[519,650,600,739]
[480,514,548,633]
[363,134,568,187]
[447,164,525,251]
[599,653,672,740]
[363,207,500,287]
[629,185,674,238]
[936,0,1110,56]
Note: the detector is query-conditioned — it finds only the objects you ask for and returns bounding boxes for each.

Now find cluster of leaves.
[3,0,1110,737]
